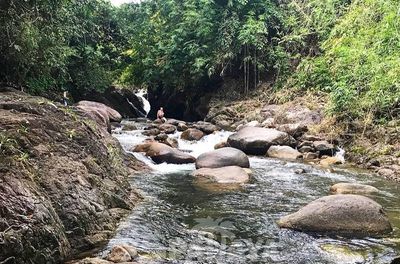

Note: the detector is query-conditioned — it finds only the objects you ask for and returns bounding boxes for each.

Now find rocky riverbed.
[1,88,400,264]
[72,118,400,264]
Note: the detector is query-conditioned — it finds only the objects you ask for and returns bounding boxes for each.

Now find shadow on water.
[107,126,400,263]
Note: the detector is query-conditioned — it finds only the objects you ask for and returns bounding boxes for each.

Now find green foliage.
[117,0,283,93]
[0,0,124,96]
[283,0,400,121]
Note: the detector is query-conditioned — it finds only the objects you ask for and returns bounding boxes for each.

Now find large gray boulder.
[330,183,379,194]
[132,142,195,164]
[192,166,250,184]
[195,147,250,169]
[267,146,302,160]
[227,127,296,155]
[76,100,122,122]
[277,194,392,237]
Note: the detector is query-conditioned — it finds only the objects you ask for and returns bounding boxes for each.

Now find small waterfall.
[135,89,151,116]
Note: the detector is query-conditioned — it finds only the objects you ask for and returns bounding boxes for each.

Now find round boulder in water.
[267,145,302,160]
[177,122,188,131]
[277,194,392,237]
[196,147,250,169]
[227,127,296,155]
[158,123,176,134]
[194,121,219,134]
[132,142,195,164]
[330,183,379,194]
[192,166,250,184]
[181,128,205,141]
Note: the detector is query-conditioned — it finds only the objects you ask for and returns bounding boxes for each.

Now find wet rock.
[153,134,178,148]
[196,147,250,169]
[216,120,235,131]
[302,135,323,141]
[313,141,336,156]
[142,128,160,136]
[153,118,163,124]
[330,183,379,194]
[121,123,138,131]
[194,121,219,134]
[303,152,319,160]
[154,133,168,141]
[214,141,228,149]
[76,100,122,122]
[278,194,392,237]
[320,157,343,167]
[181,128,205,141]
[132,142,195,164]
[267,146,302,160]
[294,168,306,174]
[177,122,188,131]
[298,141,314,148]
[227,127,296,155]
[158,123,176,134]
[163,137,179,148]
[298,145,314,153]
[106,245,132,263]
[166,118,184,126]
[192,166,250,184]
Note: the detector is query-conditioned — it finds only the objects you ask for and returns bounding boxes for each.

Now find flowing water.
[107,120,400,264]
[135,89,151,116]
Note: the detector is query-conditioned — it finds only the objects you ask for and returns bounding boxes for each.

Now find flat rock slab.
[196,147,250,169]
[227,127,295,155]
[278,194,392,237]
[330,183,379,194]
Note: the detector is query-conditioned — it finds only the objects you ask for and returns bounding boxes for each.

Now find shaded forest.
[1,0,399,122]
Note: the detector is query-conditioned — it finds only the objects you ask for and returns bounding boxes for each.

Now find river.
[105,120,400,263]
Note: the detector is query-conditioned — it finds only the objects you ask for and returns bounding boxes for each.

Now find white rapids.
[113,123,233,173]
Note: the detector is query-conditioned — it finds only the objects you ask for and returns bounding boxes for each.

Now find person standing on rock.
[62,91,69,106]
[157,107,166,123]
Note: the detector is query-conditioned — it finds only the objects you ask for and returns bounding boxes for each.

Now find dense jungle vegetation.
[1,0,399,122]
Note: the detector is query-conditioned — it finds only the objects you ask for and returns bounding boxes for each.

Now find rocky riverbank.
[202,85,400,182]
[0,88,147,264]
